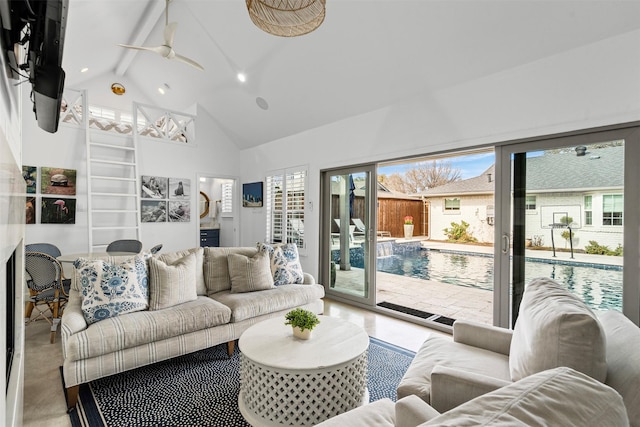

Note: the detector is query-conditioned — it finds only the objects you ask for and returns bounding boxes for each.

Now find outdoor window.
[444,198,460,211]
[266,167,307,251]
[602,194,623,226]
[525,195,537,210]
[584,195,592,226]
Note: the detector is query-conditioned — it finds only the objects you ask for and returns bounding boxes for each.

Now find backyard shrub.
[443,220,477,243]
[584,240,623,256]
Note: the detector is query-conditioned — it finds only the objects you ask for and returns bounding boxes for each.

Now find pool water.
[375,249,623,312]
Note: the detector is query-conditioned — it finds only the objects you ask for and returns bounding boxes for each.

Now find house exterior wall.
[525,192,624,251]
[427,195,495,243]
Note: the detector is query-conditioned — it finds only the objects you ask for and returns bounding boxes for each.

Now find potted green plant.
[285,308,320,340]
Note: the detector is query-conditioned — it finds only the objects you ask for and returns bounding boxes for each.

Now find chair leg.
[50,318,61,344]
[227,340,235,357]
[24,301,35,319]
[65,385,79,412]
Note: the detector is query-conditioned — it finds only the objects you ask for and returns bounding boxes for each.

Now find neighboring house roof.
[418,164,495,197]
[418,145,623,198]
[526,145,623,191]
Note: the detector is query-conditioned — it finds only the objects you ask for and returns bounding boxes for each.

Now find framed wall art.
[242,181,263,208]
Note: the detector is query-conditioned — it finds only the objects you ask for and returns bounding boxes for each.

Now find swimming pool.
[375,249,623,312]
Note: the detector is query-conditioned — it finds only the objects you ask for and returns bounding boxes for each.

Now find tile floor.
[21,298,444,427]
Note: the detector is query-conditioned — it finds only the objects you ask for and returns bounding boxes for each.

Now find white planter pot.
[292,326,312,340]
[404,224,414,239]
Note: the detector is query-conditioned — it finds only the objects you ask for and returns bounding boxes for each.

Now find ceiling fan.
[118,0,204,71]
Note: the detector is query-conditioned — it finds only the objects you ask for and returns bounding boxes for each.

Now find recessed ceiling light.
[237,72,247,83]
[256,97,269,110]
[111,83,125,95]
[158,87,165,95]
[80,67,89,73]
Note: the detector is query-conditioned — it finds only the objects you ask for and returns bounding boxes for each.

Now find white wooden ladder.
[86,132,141,252]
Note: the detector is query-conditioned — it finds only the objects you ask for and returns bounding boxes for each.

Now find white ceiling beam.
[114,0,168,77]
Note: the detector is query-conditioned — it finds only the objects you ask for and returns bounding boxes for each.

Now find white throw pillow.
[156,247,205,295]
[147,252,198,310]
[228,251,275,293]
[509,277,607,382]
[74,256,149,324]
[257,242,304,286]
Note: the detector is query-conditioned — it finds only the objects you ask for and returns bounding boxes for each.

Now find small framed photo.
[41,197,76,224]
[141,176,168,199]
[242,182,263,208]
[169,178,190,200]
[168,201,190,222]
[40,167,77,195]
[23,165,37,193]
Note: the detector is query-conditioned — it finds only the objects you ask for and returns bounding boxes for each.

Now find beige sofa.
[61,247,324,410]
[316,367,630,426]
[397,277,640,426]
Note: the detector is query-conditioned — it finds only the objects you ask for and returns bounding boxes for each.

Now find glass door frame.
[320,164,377,307]
[494,123,640,328]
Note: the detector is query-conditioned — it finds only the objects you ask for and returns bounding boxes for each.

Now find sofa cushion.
[422,367,629,426]
[257,242,304,286]
[64,296,232,361]
[598,310,640,426]
[147,252,198,310]
[156,247,205,295]
[509,277,607,382]
[314,398,395,427]
[210,283,325,322]
[74,256,149,324]
[397,335,511,403]
[396,395,440,427]
[203,247,258,294]
[228,251,275,293]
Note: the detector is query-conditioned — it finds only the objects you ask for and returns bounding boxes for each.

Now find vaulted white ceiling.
[62,0,640,149]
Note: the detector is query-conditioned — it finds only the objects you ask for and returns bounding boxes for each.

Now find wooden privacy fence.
[331,195,427,238]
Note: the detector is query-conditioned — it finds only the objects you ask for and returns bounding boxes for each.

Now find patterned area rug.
[66,337,415,427]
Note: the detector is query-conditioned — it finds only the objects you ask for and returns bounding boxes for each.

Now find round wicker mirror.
[199,191,210,219]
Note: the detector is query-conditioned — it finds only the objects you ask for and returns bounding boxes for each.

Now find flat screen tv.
[0,0,69,133]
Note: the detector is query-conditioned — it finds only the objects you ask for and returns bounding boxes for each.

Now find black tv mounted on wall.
[0,0,69,133]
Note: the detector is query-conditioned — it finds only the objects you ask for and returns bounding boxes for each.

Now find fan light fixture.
[111,83,126,95]
[246,0,326,37]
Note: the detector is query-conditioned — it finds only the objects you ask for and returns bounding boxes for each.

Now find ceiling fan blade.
[118,44,171,57]
[164,22,177,47]
[173,53,204,71]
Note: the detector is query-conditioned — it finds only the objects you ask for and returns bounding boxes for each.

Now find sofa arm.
[453,320,512,355]
[395,395,440,427]
[302,272,316,284]
[430,365,512,413]
[61,290,88,337]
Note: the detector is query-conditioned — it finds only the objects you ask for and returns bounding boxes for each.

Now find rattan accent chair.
[24,251,70,343]
[106,239,143,253]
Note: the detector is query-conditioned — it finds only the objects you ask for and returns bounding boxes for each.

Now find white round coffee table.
[238,315,369,426]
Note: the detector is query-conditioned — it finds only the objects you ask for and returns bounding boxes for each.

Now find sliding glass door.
[321,166,376,306]
[494,125,640,328]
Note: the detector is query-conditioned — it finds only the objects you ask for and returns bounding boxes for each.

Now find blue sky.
[378,151,496,180]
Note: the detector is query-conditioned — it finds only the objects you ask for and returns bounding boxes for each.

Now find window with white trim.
[266,167,307,251]
[525,195,537,210]
[221,182,233,215]
[602,194,623,226]
[444,198,460,211]
[584,195,592,225]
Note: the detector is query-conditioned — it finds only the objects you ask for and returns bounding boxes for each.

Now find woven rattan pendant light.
[246,0,326,37]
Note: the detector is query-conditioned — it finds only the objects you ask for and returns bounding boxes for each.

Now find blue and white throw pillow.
[257,242,304,286]
[74,256,149,324]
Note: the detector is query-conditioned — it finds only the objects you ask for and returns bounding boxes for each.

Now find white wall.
[1,51,25,427]
[239,30,640,278]
[23,86,242,254]
[428,195,495,243]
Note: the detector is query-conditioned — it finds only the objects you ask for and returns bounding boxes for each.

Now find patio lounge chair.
[333,219,356,243]
[353,218,390,238]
